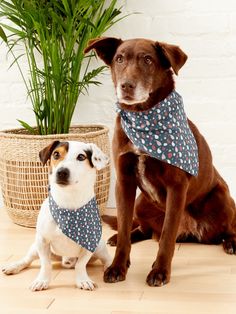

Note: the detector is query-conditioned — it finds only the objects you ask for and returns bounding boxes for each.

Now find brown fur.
[39,141,69,174]
[85,37,236,287]
[39,141,94,171]
[50,144,69,168]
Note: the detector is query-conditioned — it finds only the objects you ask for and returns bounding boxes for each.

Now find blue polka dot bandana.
[49,194,102,253]
[117,91,199,176]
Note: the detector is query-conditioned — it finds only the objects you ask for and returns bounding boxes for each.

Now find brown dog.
[85,37,236,287]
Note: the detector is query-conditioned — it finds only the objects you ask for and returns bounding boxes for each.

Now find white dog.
[2,140,111,291]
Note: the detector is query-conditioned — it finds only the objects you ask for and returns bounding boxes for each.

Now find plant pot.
[0,125,110,228]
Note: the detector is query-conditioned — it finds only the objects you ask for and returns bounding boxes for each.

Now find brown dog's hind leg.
[223,208,236,255]
[222,197,236,254]
[105,194,159,246]
[218,185,236,254]
[201,181,236,254]
[107,226,152,246]
[135,193,165,236]
[223,234,236,254]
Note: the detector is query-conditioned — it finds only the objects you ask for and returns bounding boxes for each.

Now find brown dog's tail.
[102,215,139,231]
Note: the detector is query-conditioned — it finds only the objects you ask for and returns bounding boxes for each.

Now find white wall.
[0,0,236,207]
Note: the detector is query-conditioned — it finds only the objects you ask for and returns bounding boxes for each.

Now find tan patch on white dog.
[51,143,69,167]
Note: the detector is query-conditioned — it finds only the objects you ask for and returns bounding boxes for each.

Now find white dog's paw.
[30,278,49,291]
[2,262,23,275]
[62,257,77,269]
[76,277,97,291]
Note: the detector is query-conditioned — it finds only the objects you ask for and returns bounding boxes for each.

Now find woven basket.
[0,125,110,228]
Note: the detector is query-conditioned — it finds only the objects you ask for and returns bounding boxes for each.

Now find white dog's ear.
[87,143,109,170]
[39,140,60,166]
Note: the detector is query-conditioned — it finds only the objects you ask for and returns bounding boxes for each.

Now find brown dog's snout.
[56,167,70,185]
[121,80,136,92]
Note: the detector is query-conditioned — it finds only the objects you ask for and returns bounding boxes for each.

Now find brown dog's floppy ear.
[39,140,60,166]
[155,42,188,75]
[84,37,123,65]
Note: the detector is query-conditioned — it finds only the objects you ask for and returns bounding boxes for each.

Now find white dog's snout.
[56,167,70,184]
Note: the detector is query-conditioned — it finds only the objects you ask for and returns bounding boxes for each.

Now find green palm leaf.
[0,0,125,134]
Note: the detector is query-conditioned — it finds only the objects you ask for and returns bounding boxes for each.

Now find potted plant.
[0,0,123,227]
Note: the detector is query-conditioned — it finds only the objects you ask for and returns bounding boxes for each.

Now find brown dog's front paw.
[103,265,127,283]
[107,234,118,246]
[146,268,170,287]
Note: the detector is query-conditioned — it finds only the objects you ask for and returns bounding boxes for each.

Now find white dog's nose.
[56,167,70,185]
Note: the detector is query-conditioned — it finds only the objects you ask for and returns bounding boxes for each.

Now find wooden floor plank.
[1,208,236,313]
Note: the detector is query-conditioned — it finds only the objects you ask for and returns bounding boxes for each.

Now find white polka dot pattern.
[49,194,102,252]
[117,90,199,176]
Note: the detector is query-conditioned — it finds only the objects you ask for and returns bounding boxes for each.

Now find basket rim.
[0,124,109,140]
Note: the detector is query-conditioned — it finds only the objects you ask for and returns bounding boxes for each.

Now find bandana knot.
[117,90,199,176]
[49,193,102,252]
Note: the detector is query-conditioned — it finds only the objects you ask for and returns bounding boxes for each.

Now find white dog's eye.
[53,151,60,160]
[77,154,86,161]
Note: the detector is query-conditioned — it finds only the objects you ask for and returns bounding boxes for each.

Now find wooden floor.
[1,209,236,314]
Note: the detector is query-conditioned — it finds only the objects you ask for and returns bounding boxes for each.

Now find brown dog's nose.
[121,80,136,91]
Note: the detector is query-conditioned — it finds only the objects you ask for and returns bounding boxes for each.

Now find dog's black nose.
[56,167,70,185]
[121,80,136,91]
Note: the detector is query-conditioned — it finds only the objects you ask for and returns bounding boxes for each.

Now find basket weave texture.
[0,125,110,228]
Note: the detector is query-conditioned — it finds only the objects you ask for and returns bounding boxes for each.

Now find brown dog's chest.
[113,118,181,207]
[135,152,166,207]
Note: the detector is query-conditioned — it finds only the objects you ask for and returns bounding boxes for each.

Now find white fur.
[2,141,111,291]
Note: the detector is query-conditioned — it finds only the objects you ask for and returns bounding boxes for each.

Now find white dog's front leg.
[75,249,96,290]
[30,236,51,292]
[93,239,112,270]
[2,242,38,275]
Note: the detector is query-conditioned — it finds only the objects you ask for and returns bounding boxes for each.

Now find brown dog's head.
[85,37,187,110]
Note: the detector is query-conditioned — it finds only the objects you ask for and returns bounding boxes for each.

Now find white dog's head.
[39,141,109,207]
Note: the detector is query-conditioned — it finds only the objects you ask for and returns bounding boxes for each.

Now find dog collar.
[117,90,199,176]
[49,193,102,253]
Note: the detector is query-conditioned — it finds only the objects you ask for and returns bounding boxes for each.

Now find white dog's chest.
[50,226,83,257]
[37,199,84,257]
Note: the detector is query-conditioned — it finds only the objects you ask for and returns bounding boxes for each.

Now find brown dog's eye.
[116,55,124,63]
[144,55,152,64]
[77,154,86,161]
[53,151,60,160]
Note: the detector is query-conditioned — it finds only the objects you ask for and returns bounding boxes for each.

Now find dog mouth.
[119,91,144,104]
[56,180,70,186]
[120,94,149,105]
[117,85,149,105]
[122,95,135,103]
